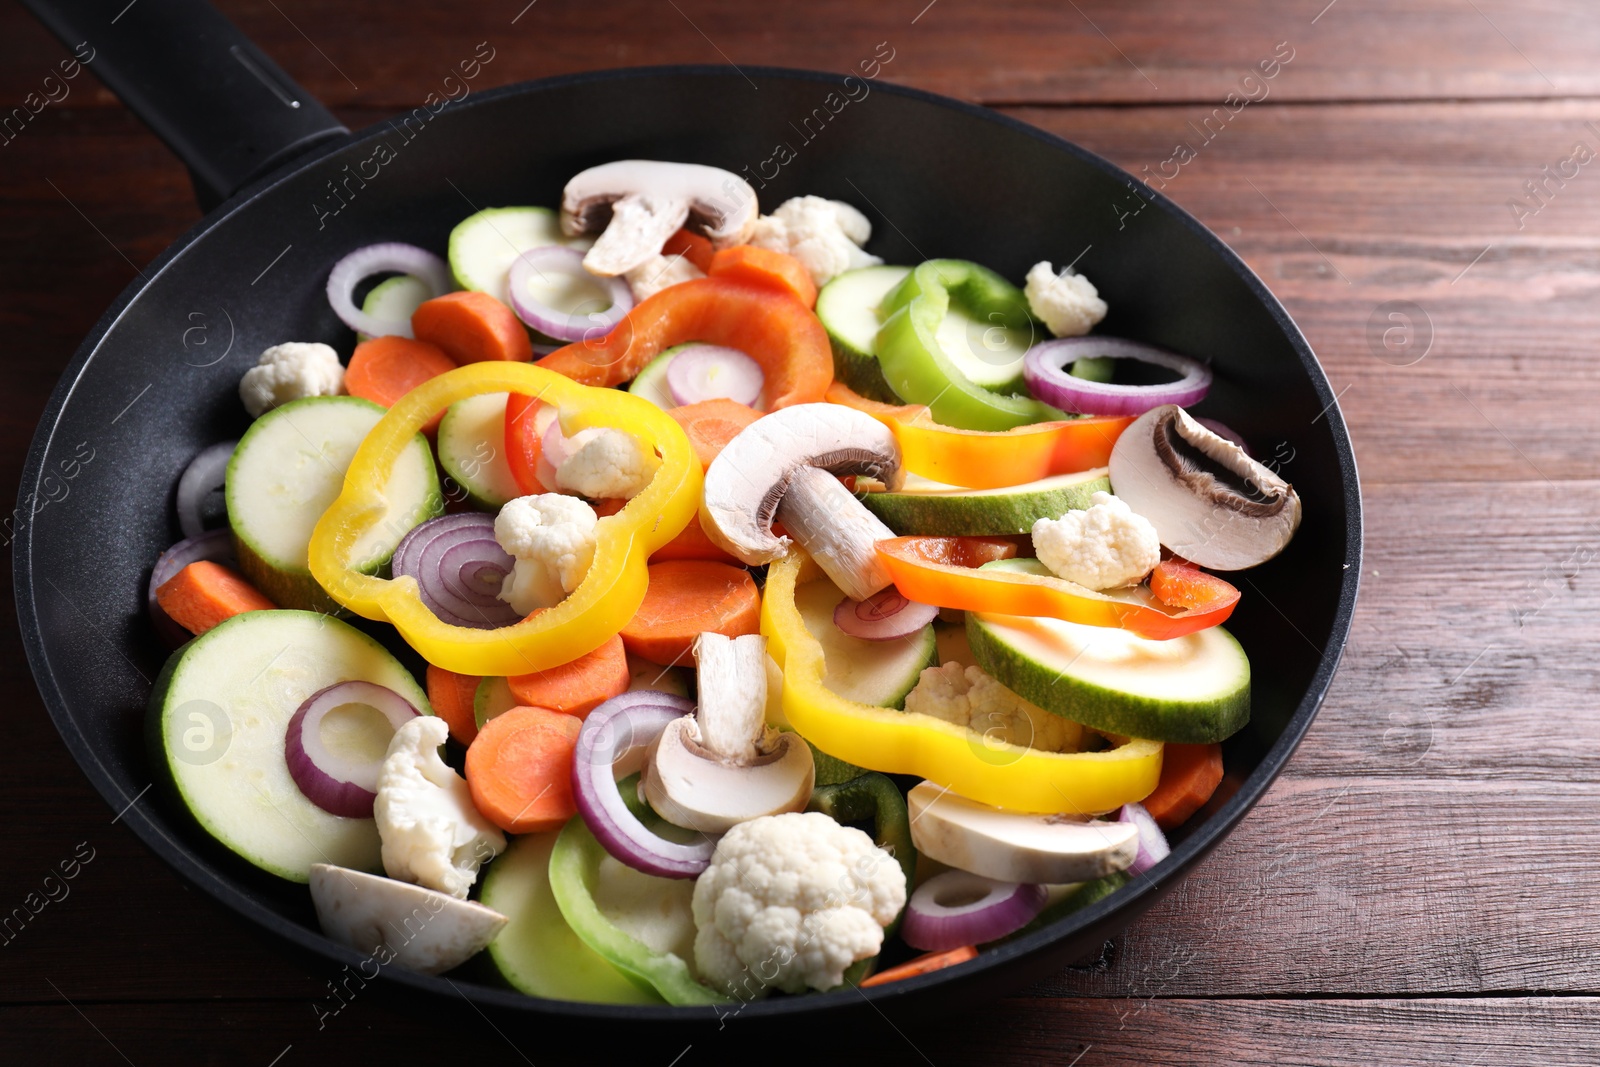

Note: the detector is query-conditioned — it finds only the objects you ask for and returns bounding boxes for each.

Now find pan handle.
[21,0,348,209]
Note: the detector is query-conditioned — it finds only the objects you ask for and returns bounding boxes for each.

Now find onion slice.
[833,588,940,642]
[1023,337,1212,416]
[391,514,522,629]
[326,243,452,339]
[665,345,764,407]
[1117,801,1171,875]
[571,693,713,878]
[176,440,237,541]
[285,681,421,818]
[507,246,634,342]
[900,870,1047,951]
[148,529,237,648]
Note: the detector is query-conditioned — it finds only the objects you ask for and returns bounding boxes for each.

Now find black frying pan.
[16,0,1362,1030]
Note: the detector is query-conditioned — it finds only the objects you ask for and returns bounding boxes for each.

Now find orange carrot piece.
[661,228,715,273]
[593,497,737,564]
[507,634,630,719]
[345,335,458,433]
[465,706,582,833]
[427,664,482,745]
[1142,742,1225,830]
[619,560,761,665]
[709,245,818,308]
[860,946,979,988]
[155,560,274,637]
[412,291,533,365]
[667,398,763,468]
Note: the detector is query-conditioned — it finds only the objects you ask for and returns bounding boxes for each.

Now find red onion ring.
[285,681,421,818]
[148,529,237,648]
[665,344,764,407]
[507,246,633,342]
[1117,801,1171,875]
[571,692,712,878]
[833,588,940,642]
[1023,337,1212,416]
[175,440,237,541]
[900,870,1048,951]
[391,513,522,629]
[326,243,452,339]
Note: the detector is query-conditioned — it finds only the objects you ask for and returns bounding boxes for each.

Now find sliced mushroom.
[1108,404,1302,571]
[906,781,1138,884]
[309,864,507,975]
[643,633,814,833]
[561,160,759,277]
[701,403,904,601]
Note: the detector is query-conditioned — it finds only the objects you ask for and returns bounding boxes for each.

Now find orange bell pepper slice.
[537,277,832,408]
[826,381,1133,489]
[876,537,1240,641]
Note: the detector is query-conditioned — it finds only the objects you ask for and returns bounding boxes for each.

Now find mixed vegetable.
[144,158,1302,1005]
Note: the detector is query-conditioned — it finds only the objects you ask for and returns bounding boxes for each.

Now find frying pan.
[16,0,1361,1030]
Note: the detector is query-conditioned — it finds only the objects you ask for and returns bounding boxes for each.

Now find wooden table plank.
[3,995,1596,1065]
[6,0,1600,112]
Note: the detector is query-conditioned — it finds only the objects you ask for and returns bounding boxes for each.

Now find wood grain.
[6,0,1600,109]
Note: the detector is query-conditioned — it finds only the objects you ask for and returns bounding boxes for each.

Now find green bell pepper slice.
[805,772,917,939]
[547,782,731,1007]
[875,259,1064,431]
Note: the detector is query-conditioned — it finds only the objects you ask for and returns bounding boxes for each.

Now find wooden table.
[4,2,1597,1063]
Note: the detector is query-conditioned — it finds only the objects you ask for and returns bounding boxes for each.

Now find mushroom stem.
[777,465,897,602]
[691,633,768,764]
[582,194,691,277]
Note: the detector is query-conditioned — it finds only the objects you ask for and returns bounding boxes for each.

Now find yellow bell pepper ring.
[760,551,1163,815]
[308,362,702,677]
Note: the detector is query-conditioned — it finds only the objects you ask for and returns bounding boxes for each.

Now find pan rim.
[13,62,1362,1022]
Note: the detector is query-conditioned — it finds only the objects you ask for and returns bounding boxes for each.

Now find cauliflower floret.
[905,661,1084,753]
[237,341,345,417]
[1024,261,1108,338]
[554,427,661,501]
[374,716,505,899]
[692,812,906,997]
[1032,490,1160,591]
[493,493,599,615]
[624,252,706,301]
[746,196,882,287]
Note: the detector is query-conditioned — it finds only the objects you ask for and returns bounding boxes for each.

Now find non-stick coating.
[15,66,1360,1028]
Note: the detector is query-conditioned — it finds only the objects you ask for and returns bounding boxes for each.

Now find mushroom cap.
[699,403,905,566]
[309,864,507,975]
[1108,404,1302,571]
[643,720,815,834]
[906,781,1138,884]
[561,160,759,246]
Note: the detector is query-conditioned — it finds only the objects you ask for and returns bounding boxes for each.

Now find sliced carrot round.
[345,335,458,433]
[465,706,581,833]
[426,664,482,745]
[667,398,762,468]
[506,634,629,719]
[619,560,761,665]
[1142,742,1224,830]
[708,245,818,308]
[412,291,532,364]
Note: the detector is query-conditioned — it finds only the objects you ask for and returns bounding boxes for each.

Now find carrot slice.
[537,277,832,408]
[661,228,715,273]
[860,946,978,988]
[667,398,762,469]
[345,335,458,434]
[427,664,482,745]
[1142,742,1224,830]
[619,560,761,665]
[708,245,818,308]
[592,497,736,564]
[412,291,533,364]
[507,634,630,719]
[155,560,275,636]
[465,706,582,833]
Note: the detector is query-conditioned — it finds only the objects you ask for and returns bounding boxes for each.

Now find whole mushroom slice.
[906,781,1139,884]
[1108,404,1302,571]
[643,633,814,834]
[561,160,759,277]
[701,403,904,602]
[309,864,508,975]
